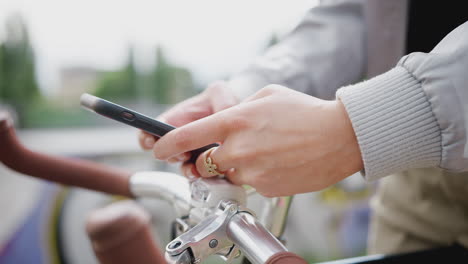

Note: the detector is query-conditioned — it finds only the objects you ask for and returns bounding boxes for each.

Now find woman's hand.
[152,85,363,197]
[138,81,239,177]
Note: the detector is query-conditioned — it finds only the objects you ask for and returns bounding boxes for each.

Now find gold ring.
[204,148,224,176]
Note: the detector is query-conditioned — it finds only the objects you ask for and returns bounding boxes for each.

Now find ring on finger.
[203,148,224,176]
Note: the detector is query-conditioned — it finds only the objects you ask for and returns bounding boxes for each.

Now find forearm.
[228,0,366,100]
[337,22,468,180]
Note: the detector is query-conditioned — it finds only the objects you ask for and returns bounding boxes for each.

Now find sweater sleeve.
[337,21,468,180]
[228,0,366,101]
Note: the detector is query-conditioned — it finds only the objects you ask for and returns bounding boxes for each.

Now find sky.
[0,0,318,95]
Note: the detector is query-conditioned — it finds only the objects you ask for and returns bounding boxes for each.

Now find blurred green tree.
[94,46,195,105]
[149,46,195,104]
[94,47,138,101]
[0,14,41,123]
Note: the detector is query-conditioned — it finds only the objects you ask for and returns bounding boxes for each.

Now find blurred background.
[0,0,376,263]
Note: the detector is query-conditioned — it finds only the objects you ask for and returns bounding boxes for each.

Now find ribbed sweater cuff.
[336,66,442,181]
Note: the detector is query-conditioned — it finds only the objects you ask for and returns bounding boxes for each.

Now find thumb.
[157,95,210,127]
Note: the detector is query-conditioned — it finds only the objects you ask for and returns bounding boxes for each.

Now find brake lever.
[165,202,248,264]
[163,177,248,264]
[130,173,288,264]
[165,250,193,264]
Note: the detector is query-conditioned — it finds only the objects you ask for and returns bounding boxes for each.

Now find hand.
[152,85,363,197]
[138,81,239,177]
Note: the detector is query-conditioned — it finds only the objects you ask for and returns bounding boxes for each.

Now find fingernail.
[183,166,196,181]
[177,153,191,162]
[145,137,155,148]
[187,173,196,181]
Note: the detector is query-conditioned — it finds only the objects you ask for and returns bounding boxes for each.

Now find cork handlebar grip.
[86,200,166,264]
[0,112,133,197]
[266,252,308,264]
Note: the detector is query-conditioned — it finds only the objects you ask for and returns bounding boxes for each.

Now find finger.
[181,163,191,177]
[167,157,179,163]
[242,84,281,103]
[194,147,235,178]
[224,168,245,186]
[207,81,239,112]
[158,96,210,127]
[138,131,157,150]
[153,110,233,160]
[190,163,201,177]
[167,153,191,163]
[181,163,200,180]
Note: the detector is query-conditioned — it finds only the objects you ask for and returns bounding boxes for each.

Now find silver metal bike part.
[130,171,191,216]
[164,249,193,264]
[165,203,241,264]
[131,174,292,264]
[189,178,246,224]
[190,178,246,208]
[260,196,293,238]
[227,212,288,264]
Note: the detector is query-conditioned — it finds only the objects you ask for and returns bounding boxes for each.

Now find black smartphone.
[80,93,218,163]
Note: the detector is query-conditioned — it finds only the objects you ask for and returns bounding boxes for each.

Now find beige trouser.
[367,168,468,254]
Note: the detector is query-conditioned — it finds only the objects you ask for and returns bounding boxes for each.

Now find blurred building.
[58,66,100,105]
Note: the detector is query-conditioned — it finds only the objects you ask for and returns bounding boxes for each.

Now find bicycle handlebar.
[0,112,307,264]
[227,212,307,264]
[0,112,133,197]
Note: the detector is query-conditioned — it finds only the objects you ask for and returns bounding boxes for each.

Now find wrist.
[332,99,364,176]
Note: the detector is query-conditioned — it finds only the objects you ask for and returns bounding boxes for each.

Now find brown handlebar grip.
[266,252,308,264]
[0,112,133,197]
[86,200,166,264]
